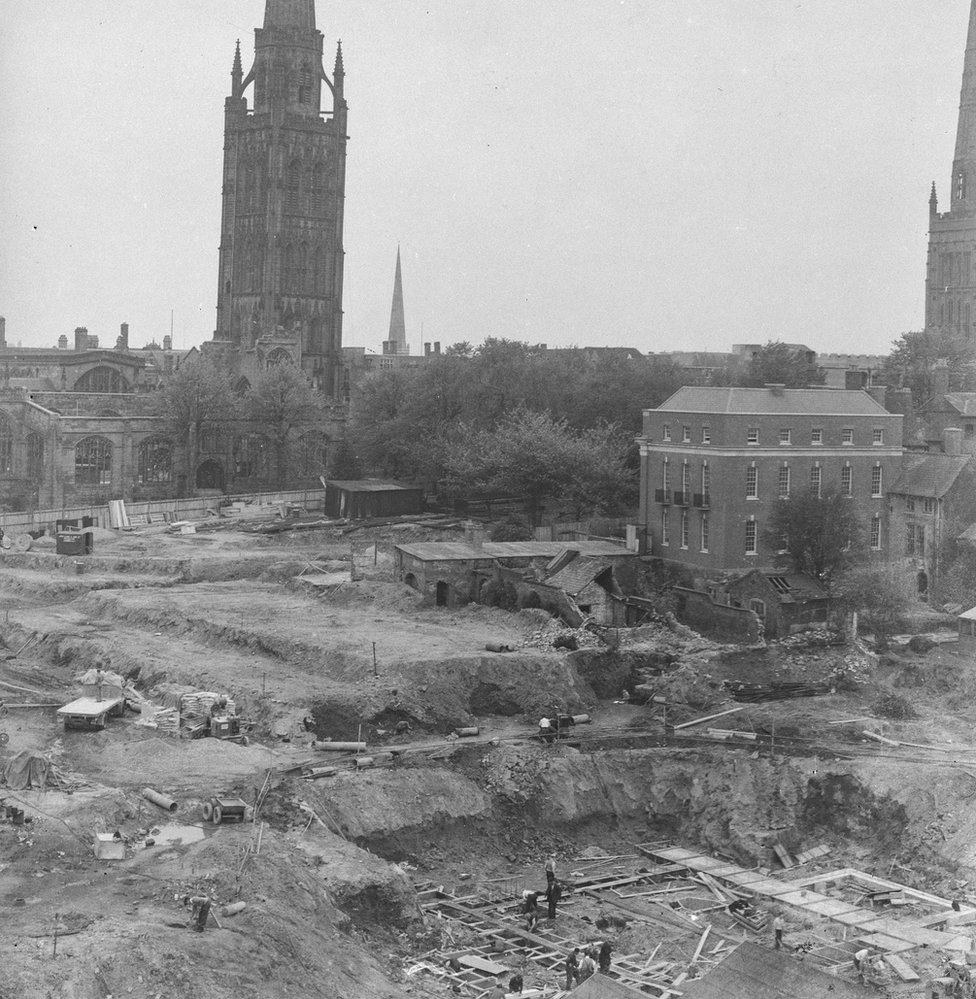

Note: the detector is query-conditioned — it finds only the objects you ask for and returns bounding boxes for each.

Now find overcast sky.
[0,1,970,356]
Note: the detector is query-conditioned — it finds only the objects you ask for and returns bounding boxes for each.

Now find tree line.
[152,356,329,489]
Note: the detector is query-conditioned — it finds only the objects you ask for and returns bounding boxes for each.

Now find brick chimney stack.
[74,327,89,352]
[116,322,129,351]
[163,334,173,351]
[945,427,964,455]
[58,334,68,350]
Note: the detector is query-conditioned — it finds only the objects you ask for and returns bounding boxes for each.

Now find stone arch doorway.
[196,459,225,491]
[435,581,449,607]
[403,573,417,591]
[917,570,929,598]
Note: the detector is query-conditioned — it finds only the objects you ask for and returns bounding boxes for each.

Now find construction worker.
[508,971,524,994]
[545,854,557,886]
[522,891,539,932]
[485,977,506,999]
[854,947,871,983]
[564,948,580,991]
[545,879,562,920]
[599,940,613,973]
[578,951,597,983]
[538,716,553,745]
[772,914,784,949]
[184,893,212,932]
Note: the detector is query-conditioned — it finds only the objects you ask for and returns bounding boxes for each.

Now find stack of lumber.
[724,680,832,702]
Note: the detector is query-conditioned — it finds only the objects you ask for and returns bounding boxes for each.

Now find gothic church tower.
[926,0,976,338]
[213,0,347,397]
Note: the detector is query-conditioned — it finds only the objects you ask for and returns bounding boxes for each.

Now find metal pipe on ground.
[455,727,480,738]
[141,787,177,812]
[313,741,367,753]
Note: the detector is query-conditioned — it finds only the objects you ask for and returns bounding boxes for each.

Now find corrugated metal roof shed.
[651,386,892,416]
[677,943,864,999]
[888,453,972,498]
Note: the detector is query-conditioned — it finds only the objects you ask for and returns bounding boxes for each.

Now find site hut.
[394,533,638,608]
[637,385,904,577]
[324,479,424,520]
[959,607,976,652]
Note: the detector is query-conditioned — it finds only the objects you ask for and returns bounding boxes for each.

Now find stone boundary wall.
[0,487,324,533]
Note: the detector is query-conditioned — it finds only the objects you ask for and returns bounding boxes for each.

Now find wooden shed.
[324,479,424,520]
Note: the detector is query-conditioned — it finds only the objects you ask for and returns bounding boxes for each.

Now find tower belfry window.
[958,168,967,202]
[298,65,312,104]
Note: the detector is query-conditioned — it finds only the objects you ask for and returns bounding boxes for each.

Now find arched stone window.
[298,432,328,477]
[25,432,44,483]
[285,159,301,215]
[0,414,13,474]
[74,367,128,393]
[266,348,292,368]
[75,436,113,485]
[233,435,264,478]
[298,242,309,293]
[298,63,312,104]
[311,162,326,215]
[282,243,295,293]
[312,244,326,295]
[137,436,173,484]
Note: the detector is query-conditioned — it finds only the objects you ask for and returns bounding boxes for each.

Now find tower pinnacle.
[231,40,243,97]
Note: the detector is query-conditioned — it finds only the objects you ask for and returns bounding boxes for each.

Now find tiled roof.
[944,392,976,416]
[652,386,892,416]
[546,557,612,596]
[326,479,419,493]
[889,453,973,498]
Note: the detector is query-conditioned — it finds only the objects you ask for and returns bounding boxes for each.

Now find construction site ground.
[1,515,975,998]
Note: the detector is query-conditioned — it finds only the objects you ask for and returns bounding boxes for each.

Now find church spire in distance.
[388,247,407,350]
[264,0,316,30]
[951,0,976,210]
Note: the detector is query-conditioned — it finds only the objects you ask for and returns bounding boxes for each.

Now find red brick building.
[637,386,903,576]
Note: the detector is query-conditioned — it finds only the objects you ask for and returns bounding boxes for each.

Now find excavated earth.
[0,523,973,997]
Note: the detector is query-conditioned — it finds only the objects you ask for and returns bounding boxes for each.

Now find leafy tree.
[743,342,824,388]
[152,355,237,489]
[244,364,324,482]
[763,487,863,586]
[881,329,976,401]
[490,515,533,542]
[329,439,363,479]
[833,562,917,649]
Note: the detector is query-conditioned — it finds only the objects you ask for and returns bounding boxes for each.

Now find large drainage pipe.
[314,741,367,753]
[141,787,177,812]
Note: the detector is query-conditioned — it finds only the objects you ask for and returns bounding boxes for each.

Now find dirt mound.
[306,767,491,842]
[295,827,419,928]
[63,727,271,791]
